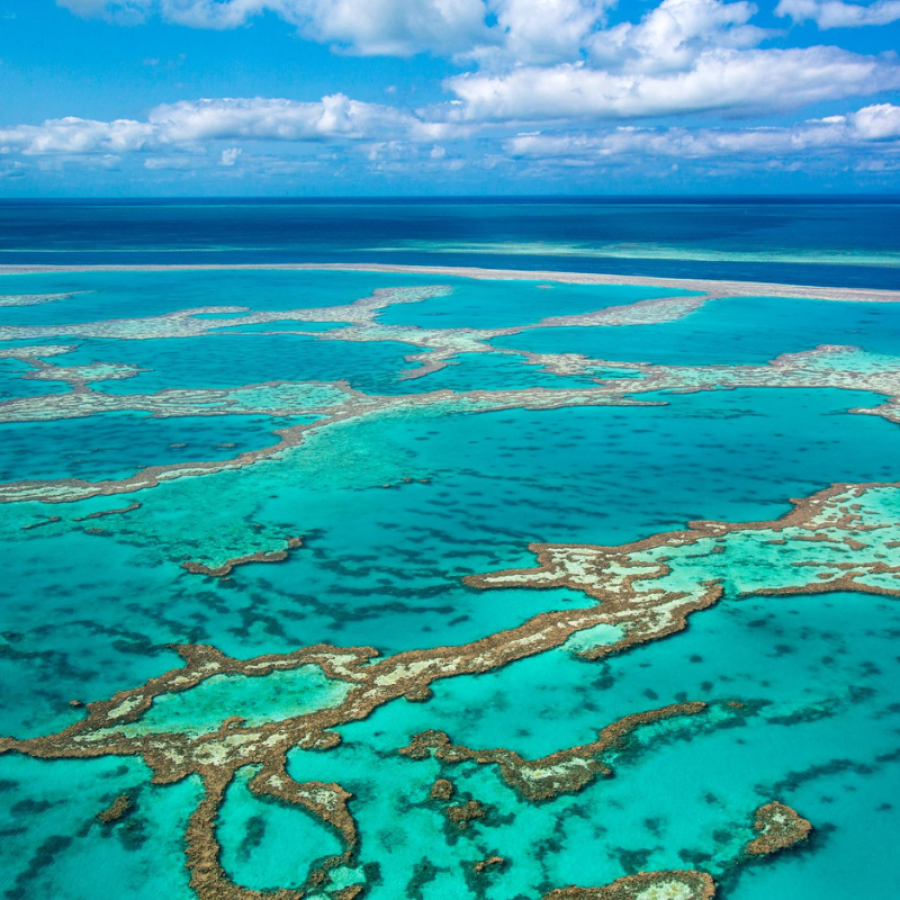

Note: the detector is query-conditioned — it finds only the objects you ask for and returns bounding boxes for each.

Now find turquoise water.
[493,294,900,365]
[0,412,300,483]
[54,334,428,395]
[281,589,900,898]
[209,319,351,333]
[218,766,344,892]
[0,269,442,327]
[0,358,70,399]
[0,755,199,900]
[390,352,603,393]
[2,267,900,899]
[376,279,701,329]
[136,667,351,736]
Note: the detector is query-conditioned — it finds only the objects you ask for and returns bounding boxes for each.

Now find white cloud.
[0,95,434,155]
[220,146,243,164]
[504,102,900,162]
[151,95,414,141]
[591,0,770,72]
[470,0,609,66]
[776,0,900,28]
[0,117,156,154]
[852,103,900,138]
[447,45,900,122]
[57,0,492,55]
[298,0,491,56]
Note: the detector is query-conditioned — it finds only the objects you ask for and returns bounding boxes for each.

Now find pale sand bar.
[1,262,900,303]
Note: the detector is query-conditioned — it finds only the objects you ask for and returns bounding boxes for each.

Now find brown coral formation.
[21,515,61,531]
[96,793,132,824]
[445,799,486,830]
[430,778,455,801]
[401,703,707,801]
[74,501,142,521]
[745,801,812,857]
[185,761,358,900]
[472,855,504,873]
[464,480,900,657]
[543,869,716,900]
[181,536,304,578]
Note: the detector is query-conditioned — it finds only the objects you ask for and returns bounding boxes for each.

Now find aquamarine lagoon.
[3,208,900,900]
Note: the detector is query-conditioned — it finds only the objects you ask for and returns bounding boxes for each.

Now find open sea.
[1,198,900,900]
[2,196,900,288]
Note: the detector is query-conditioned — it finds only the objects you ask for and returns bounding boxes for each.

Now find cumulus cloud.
[776,0,900,28]
[0,95,435,155]
[504,103,900,162]
[152,95,415,141]
[852,103,900,138]
[444,0,900,124]
[448,45,900,122]
[0,117,156,154]
[468,0,609,66]
[590,0,770,72]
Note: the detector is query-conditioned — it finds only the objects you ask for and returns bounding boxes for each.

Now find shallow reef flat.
[3,262,900,302]
[2,266,900,899]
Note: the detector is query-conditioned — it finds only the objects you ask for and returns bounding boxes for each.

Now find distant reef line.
[1,262,899,303]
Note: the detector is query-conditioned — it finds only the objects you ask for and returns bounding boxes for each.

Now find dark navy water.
[1,197,899,289]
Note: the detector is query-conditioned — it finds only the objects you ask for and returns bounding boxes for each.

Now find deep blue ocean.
[1,197,899,289]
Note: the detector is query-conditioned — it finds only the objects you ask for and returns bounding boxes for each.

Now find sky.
[0,0,899,195]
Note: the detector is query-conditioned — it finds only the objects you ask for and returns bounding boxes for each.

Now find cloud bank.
[15,0,898,186]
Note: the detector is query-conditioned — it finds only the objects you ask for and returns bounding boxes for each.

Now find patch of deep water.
[60,334,428,395]
[0,754,200,900]
[0,358,70,400]
[0,411,306,484]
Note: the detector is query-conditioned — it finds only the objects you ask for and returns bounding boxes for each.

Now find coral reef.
[543,869,716,900]
[96,793,133,824]
[745,801,812,857]
[181,536,303,578]
[400,703,707,801]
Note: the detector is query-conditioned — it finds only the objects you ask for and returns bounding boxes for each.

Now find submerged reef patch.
[744,801,812,857]
[181,536,304,578]
[400,702,707,801]
[544,869,716,900]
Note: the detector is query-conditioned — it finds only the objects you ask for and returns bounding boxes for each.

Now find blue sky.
[1,0,899,195]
